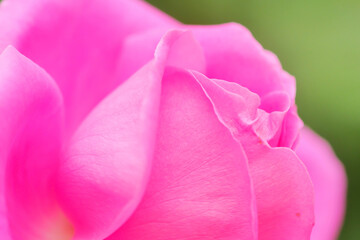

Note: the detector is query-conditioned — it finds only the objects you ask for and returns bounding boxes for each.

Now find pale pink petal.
[107,67,257,240]
[194,72,315,239]
[296,127,346,240]
[56,30,205,240]
[0,46,71,240]
[191,23,302,148]
[0,0,177,133]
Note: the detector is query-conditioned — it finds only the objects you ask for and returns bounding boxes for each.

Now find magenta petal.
[249,147,314,239]
[0,0,177,133]
[277,105,303,148]
[0,215,11,240]
[191,23,303,148]
[108,68,257,240]
[191,23,296,100]
[296,127,347,240]
[194,72,315,239]
[57,60,162,240]
[192,72,282,147]
[0,46,71,239]
[56,30,205,239]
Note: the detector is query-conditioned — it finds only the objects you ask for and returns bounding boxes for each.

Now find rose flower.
[0,0,346,239]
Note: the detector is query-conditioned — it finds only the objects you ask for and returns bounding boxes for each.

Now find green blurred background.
[146,0,359,239]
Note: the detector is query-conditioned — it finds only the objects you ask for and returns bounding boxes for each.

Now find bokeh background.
[146,0,360,239]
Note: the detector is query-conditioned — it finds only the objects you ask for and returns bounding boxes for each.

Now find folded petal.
[191,23,301,148]
[277,105,303,148]
[194,72,315,239]
[108,67,257,240]
[56,30,205,240]
[0,0,177,133]
[191,23,295,100]
[116,25,205,83]
[296,127,347,240]
[0,46,71,240]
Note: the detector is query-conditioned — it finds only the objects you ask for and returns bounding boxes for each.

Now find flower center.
[40,208,74,240]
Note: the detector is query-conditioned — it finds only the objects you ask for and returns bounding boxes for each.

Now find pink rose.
[0,0,346,239]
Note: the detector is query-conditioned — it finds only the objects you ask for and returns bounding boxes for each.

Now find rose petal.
[0,0,177,133]
[0,46,71,240]
[194,71,315,239]
[0,213,11,240]
[191,23,302,148]
[248,147,314,240]
[191,23,295,100]
[116,23,209,85]
[57,60,162,240]
[56,30,205,240]
[296,127,347,240]
[192,72,285,147]
[107,67,257,240]
[277,105,303,148]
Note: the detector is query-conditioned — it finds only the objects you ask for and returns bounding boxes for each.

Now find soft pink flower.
[0,0,346,239]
